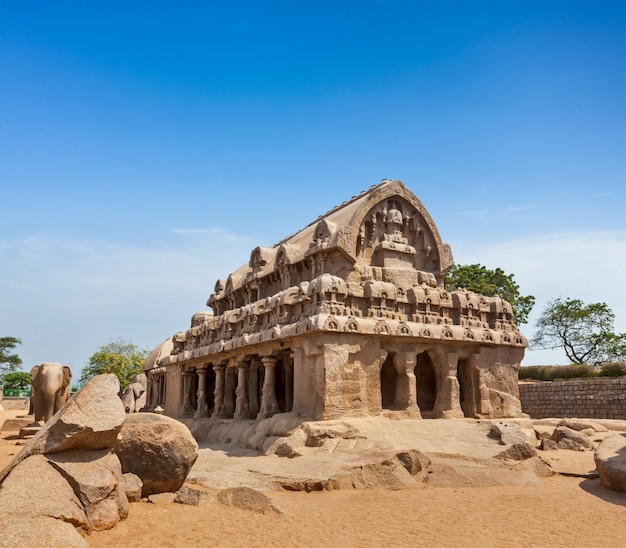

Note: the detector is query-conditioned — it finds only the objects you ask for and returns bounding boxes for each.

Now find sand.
[1,408,625,548]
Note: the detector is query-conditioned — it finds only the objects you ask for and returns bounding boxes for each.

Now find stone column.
[182,370,195,417]
[432,349,464,419]
[194,367,210,418]
[258,356,280,418]
[212,365,227,418]
[224,367,235,418]
[234,361,250,419]
[393,351,422,419]
[284,356,294,413]
[247,358,261,418]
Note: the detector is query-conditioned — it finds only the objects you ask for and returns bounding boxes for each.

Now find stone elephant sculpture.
[30,362,72,424]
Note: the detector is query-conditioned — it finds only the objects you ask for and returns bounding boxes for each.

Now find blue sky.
[1,0,625,380]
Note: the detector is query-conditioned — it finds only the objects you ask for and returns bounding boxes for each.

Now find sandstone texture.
[594,433,626,493]
[114,413,199,496]
[144,181,527,429]
[0,375,131,544]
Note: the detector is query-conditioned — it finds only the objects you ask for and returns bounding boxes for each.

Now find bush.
[519,364,598,381]
[598,362,626,377]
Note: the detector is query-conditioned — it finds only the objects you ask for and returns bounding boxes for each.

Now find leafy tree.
[444,264,535,325]
[80,339,149,391]
[2,371,31,391]
[531,298,626,365]
[0,337,23,382]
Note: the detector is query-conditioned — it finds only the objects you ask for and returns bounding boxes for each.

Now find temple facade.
[143,180,527,422]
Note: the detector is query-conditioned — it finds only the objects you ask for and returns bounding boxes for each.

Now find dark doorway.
[415,352,436,417]
[380,354,396,409]
[457,359,479,418]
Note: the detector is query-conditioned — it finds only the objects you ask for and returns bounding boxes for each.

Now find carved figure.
[29,362,72,424]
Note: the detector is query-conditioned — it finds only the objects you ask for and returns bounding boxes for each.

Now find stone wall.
[0,397,29,411]
[519,378,626,419]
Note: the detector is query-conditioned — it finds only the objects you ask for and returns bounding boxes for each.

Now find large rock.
[114,413,199,496]
[0,515,88,548]
[0,374,125,483]
[0,455,87,528]
[47,449,129,531]
[217,487,282,515]
[594,433,626,493]
[550,426,595,450]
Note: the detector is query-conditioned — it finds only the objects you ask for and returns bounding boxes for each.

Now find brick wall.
[518,377,626,419]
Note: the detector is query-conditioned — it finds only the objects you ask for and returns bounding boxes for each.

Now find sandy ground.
[1,408,625,548]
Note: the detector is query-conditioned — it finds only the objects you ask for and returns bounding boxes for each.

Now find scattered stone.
[18,425,40,439]
[114,413,199,497]
[557,438,586,451]
[121,473,143,502]
[540,439,559,451]
[594,433,626,493]
[264,428,307,458]
[0,515,88,548]
[217,487,283,516]
[551,426,595,450]
[175,485,214,506]
[303,421,365,447]
[395,449,431,477]
[0,416,34,432]
[558,419,608,433]
[489,422,529,446]
[495,442,537,461]
[148,492,178,505]
[521,456,555,478]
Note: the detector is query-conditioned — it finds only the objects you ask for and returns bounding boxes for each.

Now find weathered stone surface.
[114,413,199,496]
[551,426,595,450]
[541,439,559,451]
[0,374,125,483]
[489,422,530,446]
[217,487,282,515]
[47,449,128,531]
[558,419,608,433]
[594,433,626,493]
[0,416,34,431]
[264,428,307,457]
[496,442,537,461]
[0,455,87,528]
[147,492,177,505]
[303,421,365,447]
[0,515,88,548]
[395,449,431,476]
[144,181,527,426]
[121,472,143,502]
[175,485,214,506]
[557,438,586,451]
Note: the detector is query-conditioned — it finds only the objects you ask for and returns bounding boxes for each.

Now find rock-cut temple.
[143,180,527,423]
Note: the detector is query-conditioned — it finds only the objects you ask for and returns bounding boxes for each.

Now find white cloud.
[2,228,624,380]
[0,229,254,379]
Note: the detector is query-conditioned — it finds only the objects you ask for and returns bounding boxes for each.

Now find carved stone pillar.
[432,349,464,419]
[182,370,195,417]
[234,361,250,419]
[194,367,210,418]
[212,365,227,418]
[247,358,261,418]
[224,368,235,418]
[393,351,422,419]
[258,356,280,418]
[284,357,294,413]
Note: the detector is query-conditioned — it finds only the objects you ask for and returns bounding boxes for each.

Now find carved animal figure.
[29,362,72,424]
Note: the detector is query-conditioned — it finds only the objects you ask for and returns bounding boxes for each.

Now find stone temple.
[143,180,527,424]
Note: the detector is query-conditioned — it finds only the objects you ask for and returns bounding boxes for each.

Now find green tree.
[0,337,23,382]
[80,339,149,391]
[444,264,535,325]
[531,298,626,365]
[2,371,31,391]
